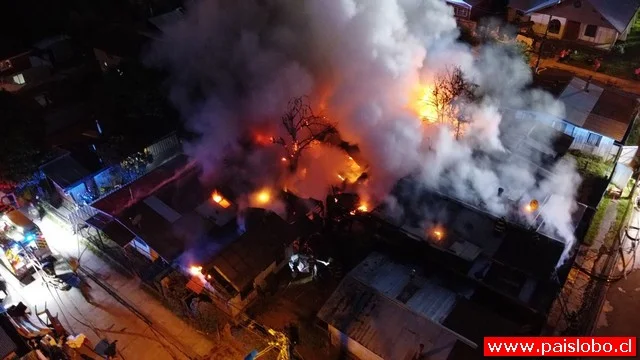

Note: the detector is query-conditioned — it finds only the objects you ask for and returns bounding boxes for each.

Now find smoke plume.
[146,0,581,264]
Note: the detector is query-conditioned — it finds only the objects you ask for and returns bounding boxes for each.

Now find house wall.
[577,24,618,49]
[328,325,383,360]
[529,12,617,48]
[530,13,566,39]
[548,118,615,158]
[516,110,616,158]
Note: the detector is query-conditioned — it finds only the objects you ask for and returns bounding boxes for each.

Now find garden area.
[569,150,615,180]
[562,17,640,80]
[583,178,635,246]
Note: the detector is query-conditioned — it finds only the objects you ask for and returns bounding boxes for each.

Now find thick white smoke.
[146,0,581,264]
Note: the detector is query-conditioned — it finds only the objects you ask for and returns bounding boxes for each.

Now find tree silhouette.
[272,97,336,172]
[431,66,477,140]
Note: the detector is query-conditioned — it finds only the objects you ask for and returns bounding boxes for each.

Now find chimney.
[498,187,504,197]
[584,76,592,93]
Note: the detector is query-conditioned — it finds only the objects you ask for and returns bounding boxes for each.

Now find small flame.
[281,157,287,162]
[189,265,203,276]
[357,203,368,212]
[256,189,271,204]
[349,210,356,215]
[524,199,539,213]
[211,191,231,208]
[430,227,445,241]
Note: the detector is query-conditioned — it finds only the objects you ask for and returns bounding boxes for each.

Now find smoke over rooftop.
[146,0,581,263]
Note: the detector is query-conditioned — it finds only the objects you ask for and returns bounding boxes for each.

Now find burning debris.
[148,0,582,264]
[211,190,231,209]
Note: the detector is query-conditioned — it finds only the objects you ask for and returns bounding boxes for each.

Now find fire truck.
[0,209,52,283]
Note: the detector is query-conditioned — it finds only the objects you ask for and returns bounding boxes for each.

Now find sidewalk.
[538,58,640,95]
[545,199,623,335]
[32,216,217,360]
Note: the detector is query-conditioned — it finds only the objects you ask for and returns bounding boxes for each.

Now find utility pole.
[534,14,553,73]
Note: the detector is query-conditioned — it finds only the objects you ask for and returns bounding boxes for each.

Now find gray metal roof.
[318,252,478,359]
[318,276,462,360]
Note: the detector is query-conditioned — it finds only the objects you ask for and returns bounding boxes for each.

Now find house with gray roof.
[509,0,640,49]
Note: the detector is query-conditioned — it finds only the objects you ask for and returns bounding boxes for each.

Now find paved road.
[11,216,217,360]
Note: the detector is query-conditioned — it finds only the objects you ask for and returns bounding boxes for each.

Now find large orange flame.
[412,84,439,123]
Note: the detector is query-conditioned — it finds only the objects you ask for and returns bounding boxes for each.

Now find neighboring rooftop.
[204,208,297,294]
[510,0,640,33]
[558,78,639,142]
[318,252,475,360]
[40,152,102,189]
[92,154,194,216]
[534,70,640,142]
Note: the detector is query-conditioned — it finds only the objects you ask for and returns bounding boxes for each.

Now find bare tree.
[272,97,336,172]
[431,66,477,140]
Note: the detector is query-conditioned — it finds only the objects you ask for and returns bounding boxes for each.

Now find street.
[2,215,217,360]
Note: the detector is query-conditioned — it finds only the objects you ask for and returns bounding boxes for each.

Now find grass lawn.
[562,15,640,80]
[604,197,631,248]
[569,150,614,179]
[583,196,611,245]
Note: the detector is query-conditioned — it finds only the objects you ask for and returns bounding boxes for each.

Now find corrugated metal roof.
[347,253,460,324]
[558,78,604,127]
[317,276,461,360]
[558,77,639,142]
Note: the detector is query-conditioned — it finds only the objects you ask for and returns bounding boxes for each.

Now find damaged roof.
[206,208,297,293]
[318,253,474,360]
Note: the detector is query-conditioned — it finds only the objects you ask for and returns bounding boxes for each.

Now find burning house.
[319,112,592,359]
[320,185,590,359]
[83,154,306,317]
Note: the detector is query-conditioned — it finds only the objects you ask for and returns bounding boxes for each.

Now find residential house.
[509,0,640,50]
[445,0,493,31]
[0,35,79,92]
[41,133,181,212]
[525,74,640,159]
[320,170,591,359]
[84,154,299,317]
[318,253,475,360]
